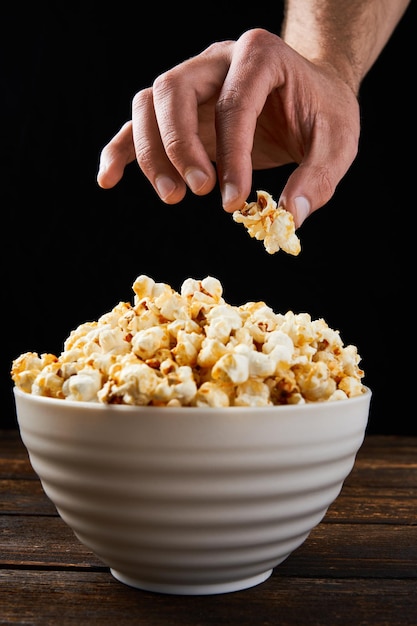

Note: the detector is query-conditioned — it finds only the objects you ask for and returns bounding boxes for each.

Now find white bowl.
[14,386,371,595]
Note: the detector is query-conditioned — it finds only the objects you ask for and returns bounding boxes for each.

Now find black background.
[2,2,415,433]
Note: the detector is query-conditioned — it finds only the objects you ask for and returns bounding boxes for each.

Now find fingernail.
[222,183,239,209]
[185,168,209,193]
[155,175,177,200]
[294,196,310,227]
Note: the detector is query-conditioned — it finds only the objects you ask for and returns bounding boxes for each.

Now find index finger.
[214,29,283,211]
[132,41,234,200]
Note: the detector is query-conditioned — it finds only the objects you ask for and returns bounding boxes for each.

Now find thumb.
[278,162,338,229]
[97,121,136,189]
[278,121,360,228]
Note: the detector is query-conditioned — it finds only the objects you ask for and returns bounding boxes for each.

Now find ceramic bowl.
[14,386,371,595]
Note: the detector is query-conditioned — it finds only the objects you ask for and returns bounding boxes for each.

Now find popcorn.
[211,352,250,384]
[11,352,57,394]
[131,326,170,360]
[62,367,102,402]
[194,381,231,408]
[11,274,365,407]
[235,379,272,407]
[206,304,243,342]
[233,190,301,255]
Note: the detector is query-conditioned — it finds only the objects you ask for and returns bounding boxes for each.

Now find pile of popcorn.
[233,190,301,255]
[11,275,365,407]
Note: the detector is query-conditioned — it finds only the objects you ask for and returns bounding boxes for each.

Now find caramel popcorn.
[233,190,301,255]
[11,275,365,407]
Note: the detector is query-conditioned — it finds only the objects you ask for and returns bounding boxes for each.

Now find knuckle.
[316,167,334,199]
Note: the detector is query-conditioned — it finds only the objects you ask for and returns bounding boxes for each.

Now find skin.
[97,0,410,228]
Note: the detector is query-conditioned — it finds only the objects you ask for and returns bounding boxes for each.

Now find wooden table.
[1,430,416,626]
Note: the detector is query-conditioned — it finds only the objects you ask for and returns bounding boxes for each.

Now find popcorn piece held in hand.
[233,190,301,255]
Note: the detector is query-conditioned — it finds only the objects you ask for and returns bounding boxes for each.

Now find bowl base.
[110,568,273,595]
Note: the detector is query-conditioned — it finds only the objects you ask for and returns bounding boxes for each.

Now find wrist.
[281,0,411,96]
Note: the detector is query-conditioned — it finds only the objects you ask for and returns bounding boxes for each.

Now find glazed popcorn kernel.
[233,189,301,255]
[11,275,365,407]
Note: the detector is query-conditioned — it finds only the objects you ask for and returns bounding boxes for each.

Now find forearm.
[281,0,411,94]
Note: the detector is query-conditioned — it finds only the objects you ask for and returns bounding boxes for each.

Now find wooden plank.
[2,431,416,460]
[279,522,417,578]
[2,515,416,578]
[0,429,28,457]
[0,516,103,567]
[0,570,416,626]
[339,464,417,500]
[325,494,417,524]
[0,479,58,515]
[2,479,417,524]
[2,430,416,474]
[358,436,417,455]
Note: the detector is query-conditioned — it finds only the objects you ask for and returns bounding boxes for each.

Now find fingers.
[131,46,232,204]
[98,33,276,210]
[97,121,136,189]
[215,29,282,212]
[279,156,357,229]
[131,86,211,204]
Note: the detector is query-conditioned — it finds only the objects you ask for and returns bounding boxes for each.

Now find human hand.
[97,28,360,228]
